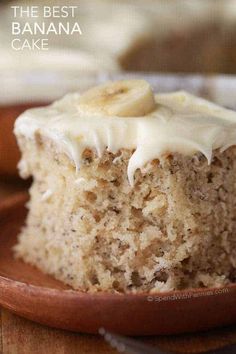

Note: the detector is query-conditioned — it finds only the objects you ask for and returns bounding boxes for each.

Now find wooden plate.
[0,193,236,336]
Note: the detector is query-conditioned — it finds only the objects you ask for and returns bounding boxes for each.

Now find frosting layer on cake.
[14,81,236,185]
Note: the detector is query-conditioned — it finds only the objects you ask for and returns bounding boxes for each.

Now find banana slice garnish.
[78,80,156,117]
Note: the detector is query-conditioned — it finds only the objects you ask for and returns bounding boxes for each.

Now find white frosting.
[14,90,236,186]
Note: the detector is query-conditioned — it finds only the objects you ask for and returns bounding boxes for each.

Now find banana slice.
[78,80,156,117]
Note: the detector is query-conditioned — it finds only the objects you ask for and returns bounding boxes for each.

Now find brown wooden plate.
[0,193,236,336]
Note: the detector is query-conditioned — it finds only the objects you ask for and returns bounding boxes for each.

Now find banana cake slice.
[14,80,236,293]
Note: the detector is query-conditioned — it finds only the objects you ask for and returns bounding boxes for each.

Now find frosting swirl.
[15,88,236,186]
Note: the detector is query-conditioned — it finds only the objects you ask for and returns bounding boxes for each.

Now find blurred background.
[1,0,236,193]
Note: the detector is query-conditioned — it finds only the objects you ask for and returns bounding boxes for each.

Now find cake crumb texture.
[15,134,236,293]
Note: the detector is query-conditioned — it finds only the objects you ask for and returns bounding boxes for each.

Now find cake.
[14,79,236,293]
[1,0,234,74]
[119,0,225,73]
[220,0,236,74]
